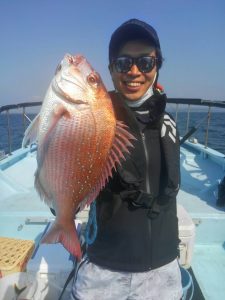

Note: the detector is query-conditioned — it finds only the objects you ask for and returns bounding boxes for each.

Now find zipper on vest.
[141,132,151,194]
[141,130,152,270]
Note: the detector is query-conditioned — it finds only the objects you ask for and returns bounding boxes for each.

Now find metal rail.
[167,98,225,108]
[0,102,42,113]
[0,98,225,155]
[167,98,225,149]
[0,102,42,155]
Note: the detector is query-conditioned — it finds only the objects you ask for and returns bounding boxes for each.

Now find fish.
[22,54,135,260]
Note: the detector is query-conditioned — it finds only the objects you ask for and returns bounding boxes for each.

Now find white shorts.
[71,257,183,300]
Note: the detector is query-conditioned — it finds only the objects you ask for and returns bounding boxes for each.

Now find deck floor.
[192,245,225,300]
[1,145,225,300]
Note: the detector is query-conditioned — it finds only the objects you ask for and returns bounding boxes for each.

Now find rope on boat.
[85,201,97,245]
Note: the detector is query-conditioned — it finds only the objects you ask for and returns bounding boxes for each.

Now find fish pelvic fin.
[34,169,53,206]
[22,113,40,147]
[84,120,136,208]
[41,221,82,260]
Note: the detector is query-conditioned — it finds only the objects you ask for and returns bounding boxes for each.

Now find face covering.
[125,72,157,108]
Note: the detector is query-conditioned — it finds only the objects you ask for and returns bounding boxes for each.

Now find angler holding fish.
[22,54,135,260]
[71,19,183,300]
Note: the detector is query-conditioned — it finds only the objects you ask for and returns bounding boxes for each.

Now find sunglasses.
[112,56,157,73]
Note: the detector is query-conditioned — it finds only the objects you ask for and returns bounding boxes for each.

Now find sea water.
[0,111,225,155]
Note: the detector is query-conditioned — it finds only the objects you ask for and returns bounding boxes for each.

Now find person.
[71,18,183,300]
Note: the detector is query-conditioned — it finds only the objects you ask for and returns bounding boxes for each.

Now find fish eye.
[87,73,99,88]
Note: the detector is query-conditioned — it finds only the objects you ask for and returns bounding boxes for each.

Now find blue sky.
[0,0,225,106]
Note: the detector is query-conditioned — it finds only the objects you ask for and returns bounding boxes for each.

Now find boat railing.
[167,98,225,149]
[0,99,225,156]
[0,102,42,156]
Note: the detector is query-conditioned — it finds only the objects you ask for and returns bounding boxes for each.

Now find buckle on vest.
[147,203,160,219]
[131,190,155,209]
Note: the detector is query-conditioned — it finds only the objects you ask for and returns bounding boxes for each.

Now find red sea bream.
[22,54,135,259]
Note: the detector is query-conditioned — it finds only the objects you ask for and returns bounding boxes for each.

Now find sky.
[0,0,225,106]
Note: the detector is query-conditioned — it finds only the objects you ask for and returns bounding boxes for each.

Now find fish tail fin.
[41,221,82,260]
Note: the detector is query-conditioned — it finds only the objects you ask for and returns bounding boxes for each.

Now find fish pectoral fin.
[22,103,70,149]
[37,103,71,167]
[22,113,40,147]
[43,103,71,144]
[53,103,72,119]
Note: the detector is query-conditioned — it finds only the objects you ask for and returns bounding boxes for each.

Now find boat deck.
[0,142,225,299]
[178,143,225,299]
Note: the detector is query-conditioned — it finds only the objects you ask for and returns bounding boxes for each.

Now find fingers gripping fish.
[22,54,135,260]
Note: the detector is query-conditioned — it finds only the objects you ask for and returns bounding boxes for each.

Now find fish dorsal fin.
[107,120,135,169]
[22,113,40,147]
[83,120,136,208]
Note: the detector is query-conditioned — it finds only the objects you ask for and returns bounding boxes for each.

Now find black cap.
[109,19,162,69]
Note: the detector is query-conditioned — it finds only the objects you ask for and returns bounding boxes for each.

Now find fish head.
[52,54,109,107]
